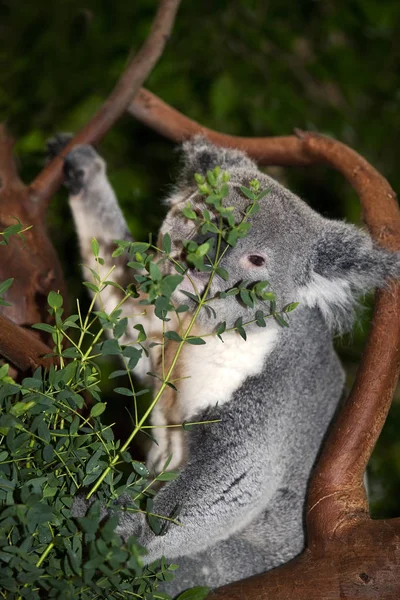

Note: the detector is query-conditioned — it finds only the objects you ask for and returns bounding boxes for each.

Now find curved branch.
[29,0,181,212]
[298,132,400,542]
[128,88,317,166]
[0,314,54,371]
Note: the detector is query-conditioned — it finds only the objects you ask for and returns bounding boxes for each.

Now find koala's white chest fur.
[177,327,279,419]
[147,326,279,473]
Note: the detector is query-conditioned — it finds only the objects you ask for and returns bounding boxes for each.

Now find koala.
[54,135,400,596]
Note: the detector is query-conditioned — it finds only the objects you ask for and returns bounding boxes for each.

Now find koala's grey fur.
[59,135,400,597]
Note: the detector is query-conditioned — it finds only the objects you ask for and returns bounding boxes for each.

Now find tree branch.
[0,313,54,371]
[29,0,181,212]
[0,124,24,191]
[128,88,317,166]
[297,132,400,542]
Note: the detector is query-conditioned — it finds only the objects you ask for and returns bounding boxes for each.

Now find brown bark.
[128,88,317,166]
[0,313,54,371]
[0,126,67,328]
[29,0,181,212]
[210,519,400,600]
[299,133,400,544]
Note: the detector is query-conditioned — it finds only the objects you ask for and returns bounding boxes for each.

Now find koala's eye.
[248,255,265,267]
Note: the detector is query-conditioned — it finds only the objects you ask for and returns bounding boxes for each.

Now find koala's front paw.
[63,145,104,196]
[46,132,74,160]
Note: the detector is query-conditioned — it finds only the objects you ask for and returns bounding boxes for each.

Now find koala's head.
[160,136,400,331]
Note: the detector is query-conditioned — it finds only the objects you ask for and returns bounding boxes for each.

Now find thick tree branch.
[297,132,400,542]
[29,0,181,212]
[0,313,54,371]
[0,125,24,192]
[128,88,318,166]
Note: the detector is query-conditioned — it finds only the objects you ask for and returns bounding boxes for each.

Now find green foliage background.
[1,0,399,516]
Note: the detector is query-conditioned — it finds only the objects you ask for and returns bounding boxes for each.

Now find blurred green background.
[1,0,399,517]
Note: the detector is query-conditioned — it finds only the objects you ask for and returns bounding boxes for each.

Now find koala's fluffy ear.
[178,136,257,185]
[299,220,400,331]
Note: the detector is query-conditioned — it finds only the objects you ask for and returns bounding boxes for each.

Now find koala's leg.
[60,142,160,382]
[115,421,282,564]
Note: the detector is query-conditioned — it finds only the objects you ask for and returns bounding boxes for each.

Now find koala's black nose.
[191,230,228,263]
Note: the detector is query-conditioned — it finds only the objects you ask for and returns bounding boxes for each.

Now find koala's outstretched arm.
[116,420,282,562]
[53,139,160,381]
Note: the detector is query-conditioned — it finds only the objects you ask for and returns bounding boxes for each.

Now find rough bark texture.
[0,126,67,330]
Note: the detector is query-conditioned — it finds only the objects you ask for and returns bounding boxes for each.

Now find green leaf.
[283,301,300,313]
[239,289,254,308]
[38,419,51,443]
[256,188,271,201]
[133,323,147,343]
[32,323,55,334]
[83,281,99,293]
[177,587,210,600]
[237,326,247,340]
[215,267,229,281]
[220,182,229,197]
[186,337,206,345]
[91,237,100,256]
[109,369,128,379]
[164,331,183,342]
[112,246,124,257]
[62,347,80,358]
[130,242,150,254]
[239,186,255,201]
[162,233,172,254]
[226,229,238,246]
[274,313,290,328]
[114,317,128,339]
[197,242,211,257]
[157,471,179,481]
[114,387,133,396]
[181,291,200,304]
[132,461,149,477]
[90,402,106,417]
[194,173,205,184]
[0,278,14,295]
[0,363,9,379]
[206,170,217,187]
[182,205,197,220]
[216,322,226,335]
[43,444,54,463]
[149,261,162,282]
[176,304,189,313]
[48,290,63,309]
[101,338,120,356]
[255,310,266,327]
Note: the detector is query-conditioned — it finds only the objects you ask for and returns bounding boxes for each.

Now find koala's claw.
[46,132,74,161]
